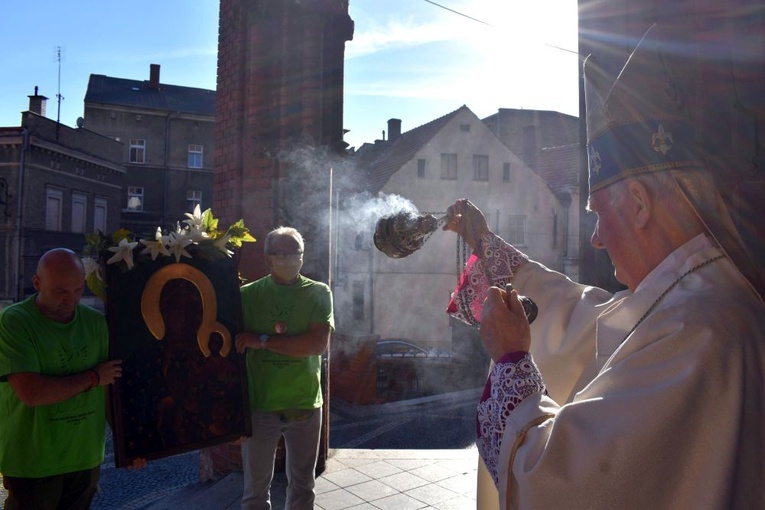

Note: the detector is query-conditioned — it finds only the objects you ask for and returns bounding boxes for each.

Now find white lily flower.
[107,238,139,269]
[183,204,205,231]
[176,218,208,243]
[167,232,193,262]
[185,227,209,243]
[213,234,234,256]
[82,258,103,280]
[140,227,170,260]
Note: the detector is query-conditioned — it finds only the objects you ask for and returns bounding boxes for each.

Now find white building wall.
[344,108,566,349]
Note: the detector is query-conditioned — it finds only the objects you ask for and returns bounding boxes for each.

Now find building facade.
[483,108,581,280]
[83,64,215,236]
[0,93,123,304]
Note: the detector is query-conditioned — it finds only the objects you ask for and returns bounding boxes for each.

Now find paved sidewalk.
[1,388,483,509]
[146,448,479,510]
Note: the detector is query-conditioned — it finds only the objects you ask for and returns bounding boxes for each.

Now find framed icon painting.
[104,255,251,467]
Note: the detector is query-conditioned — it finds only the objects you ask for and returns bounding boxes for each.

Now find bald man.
[0,248,123,509]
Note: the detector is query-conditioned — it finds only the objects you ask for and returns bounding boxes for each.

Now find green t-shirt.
[0,296,108,478]
[240,274,334,412]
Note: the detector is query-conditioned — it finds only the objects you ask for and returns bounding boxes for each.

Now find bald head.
[37,248,84,277]
[34,248,85,323]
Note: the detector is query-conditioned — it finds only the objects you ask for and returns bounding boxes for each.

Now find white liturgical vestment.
[463,234,765,509]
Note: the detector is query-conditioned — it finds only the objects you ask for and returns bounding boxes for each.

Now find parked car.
[376,340,453,360]
[376,339,454,400]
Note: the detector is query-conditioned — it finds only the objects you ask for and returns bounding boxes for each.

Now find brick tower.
[203,0,354,481]
[214,0,354,282]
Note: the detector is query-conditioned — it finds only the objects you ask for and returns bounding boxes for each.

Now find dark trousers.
[2,466,100,510]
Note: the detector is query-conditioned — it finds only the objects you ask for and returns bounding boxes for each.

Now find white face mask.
[266,234,304,284]
[270,256,303,283]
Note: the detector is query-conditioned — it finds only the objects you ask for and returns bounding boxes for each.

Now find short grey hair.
[588,170,684,212]
[264,226,305,254]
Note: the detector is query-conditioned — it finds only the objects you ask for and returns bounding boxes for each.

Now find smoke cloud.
[341,191,419,231]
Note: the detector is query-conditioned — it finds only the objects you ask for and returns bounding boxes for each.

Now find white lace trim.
[452,232,528,326]
[476,354,545,487]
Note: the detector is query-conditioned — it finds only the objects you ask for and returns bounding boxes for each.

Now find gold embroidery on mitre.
[588,146,602,175]
[652,124,674,156]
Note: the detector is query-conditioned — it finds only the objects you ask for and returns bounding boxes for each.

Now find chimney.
[149,64,160,90]
[28,86,48,116]
[388,118,402,141]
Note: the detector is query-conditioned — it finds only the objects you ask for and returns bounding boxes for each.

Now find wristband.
[259,334,269,349]
[86,369,99,390]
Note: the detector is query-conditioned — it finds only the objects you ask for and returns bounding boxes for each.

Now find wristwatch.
[259,334,269,349]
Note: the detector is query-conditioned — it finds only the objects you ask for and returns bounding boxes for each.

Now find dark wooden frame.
[104,255,250,468]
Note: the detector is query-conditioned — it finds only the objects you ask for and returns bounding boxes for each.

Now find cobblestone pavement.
[1,388,482,509]
[92,428,200,510]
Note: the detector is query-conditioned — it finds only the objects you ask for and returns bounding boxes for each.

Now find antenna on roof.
[56,46,64,140]
[55,46,65,133]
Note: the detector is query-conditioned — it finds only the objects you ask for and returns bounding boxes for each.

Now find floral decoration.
[82,205,256,300]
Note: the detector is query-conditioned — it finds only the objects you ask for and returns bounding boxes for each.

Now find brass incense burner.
[373,211,539,324]
[373,211,447,259]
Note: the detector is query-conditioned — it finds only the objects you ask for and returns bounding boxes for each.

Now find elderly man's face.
[265,234,304,285]
[588,184,641,290]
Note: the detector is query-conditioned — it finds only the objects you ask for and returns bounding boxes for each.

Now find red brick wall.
[214,0,353,283]
[200,443,243,483]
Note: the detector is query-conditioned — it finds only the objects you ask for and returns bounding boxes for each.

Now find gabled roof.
[354,105,470,192]
[84,74,216,116]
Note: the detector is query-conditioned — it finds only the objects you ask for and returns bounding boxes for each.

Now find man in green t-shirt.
[235,227,334,510]
[0,248,126,509]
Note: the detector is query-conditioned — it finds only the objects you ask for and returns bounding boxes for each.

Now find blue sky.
[0,0,578,150]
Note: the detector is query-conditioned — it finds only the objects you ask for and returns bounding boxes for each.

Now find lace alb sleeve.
[446,232,528,326]
[476,352,546,487]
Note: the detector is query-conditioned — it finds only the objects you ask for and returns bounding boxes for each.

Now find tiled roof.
[84,74,216,116]
[354,106,470,192]
[536,143,581,195]
[481,108,581,197]
[483,108,579,149]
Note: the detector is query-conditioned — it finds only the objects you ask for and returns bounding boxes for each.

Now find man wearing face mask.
[235,226,334,510]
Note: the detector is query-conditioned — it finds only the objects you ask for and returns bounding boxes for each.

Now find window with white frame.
[188,144,203,169]
[506,215,526,246]
[441,153,457,180]
[71,192,88,234]
[187,190,202,212]
[127,186,144,211]
[45,187,63,231]
[94,196,107,233]
[129,139,145,164]
[473,155,489,181]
